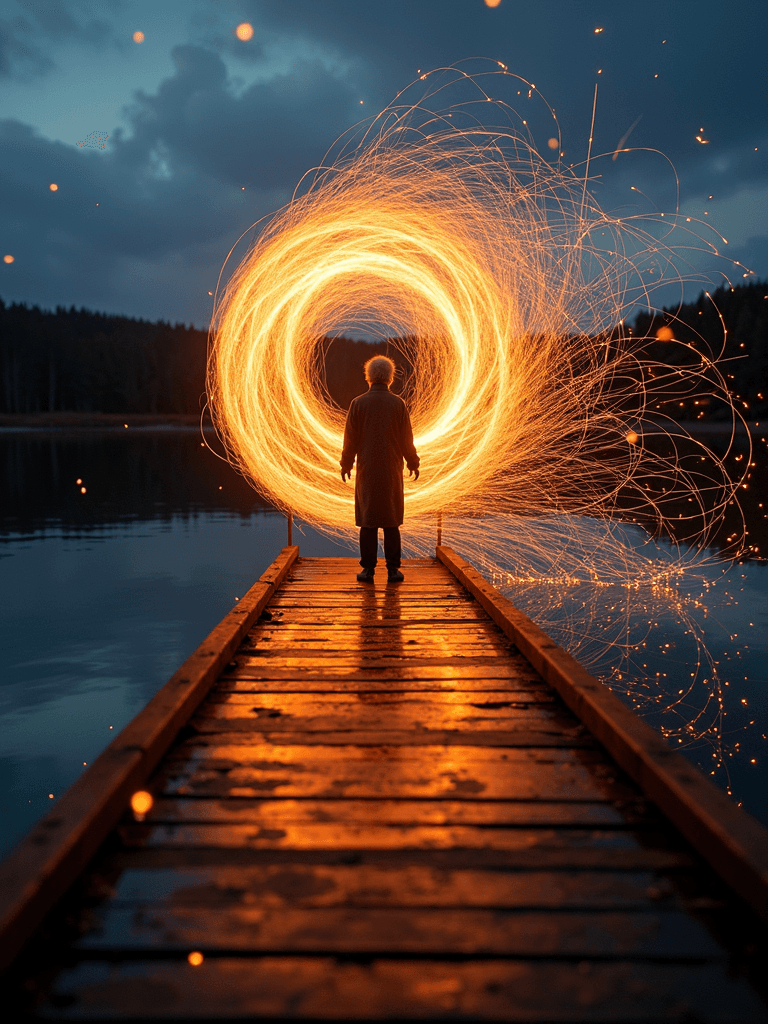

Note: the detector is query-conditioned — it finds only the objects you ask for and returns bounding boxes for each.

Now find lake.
[1,427,765,861]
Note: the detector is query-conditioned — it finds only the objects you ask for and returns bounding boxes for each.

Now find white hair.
[364,355,396,385]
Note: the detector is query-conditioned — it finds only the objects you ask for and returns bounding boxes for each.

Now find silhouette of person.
[340,355,420,582]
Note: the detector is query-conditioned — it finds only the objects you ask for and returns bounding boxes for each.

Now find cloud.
[0,43,362,324]
[0,0,118,81]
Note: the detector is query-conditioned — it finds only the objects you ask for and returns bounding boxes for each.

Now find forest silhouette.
[1,282,765,420]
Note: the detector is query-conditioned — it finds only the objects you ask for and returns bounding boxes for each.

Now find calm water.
[1,429,766,860]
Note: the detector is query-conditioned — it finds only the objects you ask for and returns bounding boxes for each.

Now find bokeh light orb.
[235,22,254,41]
[132,30,144,44]
[3,255,14,264]
[49,183,58,191]
[656,325,675,341]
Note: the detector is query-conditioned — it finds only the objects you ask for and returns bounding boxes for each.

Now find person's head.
[364,355,396,387]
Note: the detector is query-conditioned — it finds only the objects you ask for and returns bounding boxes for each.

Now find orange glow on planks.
[235,22,254,41]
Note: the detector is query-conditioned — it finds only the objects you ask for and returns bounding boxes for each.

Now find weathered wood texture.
[437,545,768,927]
[4,555,767,1021]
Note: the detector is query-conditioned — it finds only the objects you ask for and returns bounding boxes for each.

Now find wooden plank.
[156,743,639,801]
[224,664,544,682]
[98,863,678,908]
[37,957,767,1021]
[437,545,768,925]
[0,548,300,973]
[233,654,513,668]
[205,691,559,708]
[132,797,642,827]
[73,905,727,958]
[106,845,697,872]
[183,729,598,748]
[117,823,675,854]
[218,678,554,694]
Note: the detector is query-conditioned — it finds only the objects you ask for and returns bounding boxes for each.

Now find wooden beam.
[0,546,299,974]
[436,545,768,925]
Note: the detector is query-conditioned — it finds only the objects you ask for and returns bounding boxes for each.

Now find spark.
[612,115,642,161]
[209,61,751,777]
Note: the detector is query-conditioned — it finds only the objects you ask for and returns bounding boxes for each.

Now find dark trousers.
[359,526,401,570]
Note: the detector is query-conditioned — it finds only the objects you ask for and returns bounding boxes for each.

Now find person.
[340,355,420,582]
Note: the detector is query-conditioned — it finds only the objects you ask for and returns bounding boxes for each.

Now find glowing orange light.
[3,255,14,264]
[76,478,82,485]
[594,27,604,33]
[80,486,87,494]
[235,22,254,41]
[484,0,502,7]
[130,790,153,821]
[188,951,204,966]
[547,138,558,150]
[49,183,58,192]
[209,55,750,764]
[132,31,144,44]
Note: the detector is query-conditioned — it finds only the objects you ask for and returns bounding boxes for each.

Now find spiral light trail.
[208,62,751,781]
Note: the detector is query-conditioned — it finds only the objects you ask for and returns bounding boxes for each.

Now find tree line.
[1,281,765,417]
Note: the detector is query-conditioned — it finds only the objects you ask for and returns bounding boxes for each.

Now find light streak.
[209,61,752,782]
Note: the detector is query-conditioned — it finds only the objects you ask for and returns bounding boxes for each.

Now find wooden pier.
[1,547,767,1020]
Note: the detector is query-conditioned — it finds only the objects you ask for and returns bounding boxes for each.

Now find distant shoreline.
[0,413,211,432]
[0,412,759,436]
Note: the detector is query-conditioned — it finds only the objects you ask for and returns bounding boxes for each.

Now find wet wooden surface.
[10,557,768,1021]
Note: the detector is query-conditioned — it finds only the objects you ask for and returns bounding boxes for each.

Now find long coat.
[340,383,420,528]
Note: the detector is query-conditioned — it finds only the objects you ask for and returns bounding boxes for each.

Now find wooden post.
[287,512,293,547]
[436,511,442,549]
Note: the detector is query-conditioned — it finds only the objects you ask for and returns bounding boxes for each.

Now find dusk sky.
[1,0,766,328]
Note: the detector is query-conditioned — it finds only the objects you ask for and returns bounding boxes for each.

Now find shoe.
[356,568,375,582]
[387,569,404,583]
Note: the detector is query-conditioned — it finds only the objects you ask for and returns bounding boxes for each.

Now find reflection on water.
[0,429,765,862]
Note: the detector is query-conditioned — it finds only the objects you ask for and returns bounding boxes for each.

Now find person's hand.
[409,468,420,481]
[341,468,351,483]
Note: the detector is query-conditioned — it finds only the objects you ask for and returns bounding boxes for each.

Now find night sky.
[1,0,766,328]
